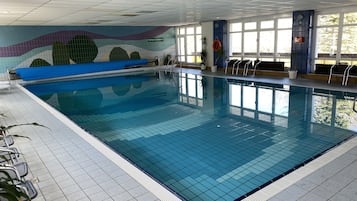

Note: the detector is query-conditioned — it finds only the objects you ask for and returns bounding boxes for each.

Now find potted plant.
[200,37,207,70]
[200,50,207,70]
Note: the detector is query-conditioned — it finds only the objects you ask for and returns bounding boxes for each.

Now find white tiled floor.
[0,85,162,201]
[1,68,357,201]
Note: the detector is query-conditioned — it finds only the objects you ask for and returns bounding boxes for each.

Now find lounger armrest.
[16,180,38,199]
[0,166,22,180]
[0,147,16,153]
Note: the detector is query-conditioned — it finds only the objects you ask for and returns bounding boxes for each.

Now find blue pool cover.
[15,59,148,81]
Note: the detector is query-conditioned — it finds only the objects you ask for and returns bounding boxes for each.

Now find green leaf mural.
[67,35,98,63]
[30,58,51,67]
[52,41,70,65]
[109,47,130,61]
[130,51,141,60]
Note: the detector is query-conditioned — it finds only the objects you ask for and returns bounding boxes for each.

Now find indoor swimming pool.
[24,71,357,201]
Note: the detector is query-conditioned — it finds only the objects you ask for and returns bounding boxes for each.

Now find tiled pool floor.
[1,68,357,201]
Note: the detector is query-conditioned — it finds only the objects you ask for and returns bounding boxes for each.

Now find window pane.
[261,20,274,29]
[244,32,257,53]
[335,99,355,129]
[278,18,292,28]
[316,27,338,56]
[244,22,257,30]
[179,27,185,35]
[312,95,333,126]
[315,59,336,65]
[260,31,275,53]
[275,90,289,117]
[243,57,256,61]
[317,14,339,26]
[196,26,202,34]
[277,30,291,53]
[188,79,196,97]
[196,55,202,63]
[187,56,195,63]
[178,56,185,62]
[344,12,357,24]
[179,37,185,55]
[197,79,203,99]
[231,22,242,32]
[187,27,194,34]
[243,86,256,110]
[260,57,274,61]
[341,26,357,55]
[258,88,272,113]
[230,32,242,53]
[188,74,195,79]
[230,84,241,107]
[176,37,181,55]
[196,35,202,52]
[186,35,195,54]
[180,77,186,94]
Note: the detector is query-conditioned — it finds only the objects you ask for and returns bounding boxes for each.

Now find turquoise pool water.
[25,72,357,200]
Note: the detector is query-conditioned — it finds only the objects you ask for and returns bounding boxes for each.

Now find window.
[229,23,242,56]
[179,73,203,107]
[228,82,290,127]
[315,12,357,66]
[229,16,292,67]
[176,25,202,64]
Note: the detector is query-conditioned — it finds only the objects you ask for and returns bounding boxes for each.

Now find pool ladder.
[328,64,356,86]
[354,97,357,113]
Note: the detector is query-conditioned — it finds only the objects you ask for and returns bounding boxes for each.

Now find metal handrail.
[235,60,243,75]
[327,64,336,84]
[243,60,253,76]
[231,60,239,75]
[253,60,262,76]
[353,97,357,113]
[343,65,355,86]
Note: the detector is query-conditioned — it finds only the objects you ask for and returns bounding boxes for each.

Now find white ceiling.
[0,0,357,26]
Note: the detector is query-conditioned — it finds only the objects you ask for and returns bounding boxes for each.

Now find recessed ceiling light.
[121,14,139,17]
[137,11,157,14]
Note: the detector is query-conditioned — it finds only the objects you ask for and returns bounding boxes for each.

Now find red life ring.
[212,39,222,52]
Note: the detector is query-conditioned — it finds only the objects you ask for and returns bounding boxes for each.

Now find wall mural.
[0,26,176,72]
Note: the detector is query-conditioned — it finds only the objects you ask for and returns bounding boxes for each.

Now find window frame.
[176,25,202,65]
[314,10,357,68]
[228,15,292,68]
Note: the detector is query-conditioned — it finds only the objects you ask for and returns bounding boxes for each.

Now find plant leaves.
[1,122,50,132]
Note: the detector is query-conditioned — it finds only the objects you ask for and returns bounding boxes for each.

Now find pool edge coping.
[17,83,182,201]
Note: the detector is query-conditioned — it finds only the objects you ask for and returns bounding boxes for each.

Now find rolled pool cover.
[15,59,148,81]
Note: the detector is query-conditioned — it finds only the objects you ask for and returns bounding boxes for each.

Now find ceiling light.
[137,11,157,14]
[121,14,139,17]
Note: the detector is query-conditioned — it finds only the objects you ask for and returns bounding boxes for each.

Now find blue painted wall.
[291,10,314,73]
[213,20,228,68]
